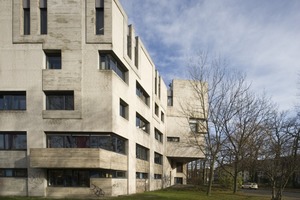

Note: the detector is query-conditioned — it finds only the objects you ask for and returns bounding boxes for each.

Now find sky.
[119,0,300,111]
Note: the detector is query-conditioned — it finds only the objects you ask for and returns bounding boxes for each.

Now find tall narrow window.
[23,0,30,35]
[127,25,132,58]
[134,37,139,67]
[95,0,104,35]
[119,99,128,119]
[40,0,47,34]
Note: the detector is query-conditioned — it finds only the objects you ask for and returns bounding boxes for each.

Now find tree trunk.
[206,160,215,196]
[233,161,238,194]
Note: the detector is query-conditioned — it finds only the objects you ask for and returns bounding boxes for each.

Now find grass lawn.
[0,187,269,200]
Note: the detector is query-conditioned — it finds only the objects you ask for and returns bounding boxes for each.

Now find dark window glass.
[154,128,163,143]
[48,169,91,187]
[161,111,165,122]
[99,54,127,82]
[136,172,148,179]
[0,169,27,177]
[136,113,149,133]
[46,52,61,69]
[136,82,149,105]
[47,133,126,154]
[0,92,26,110]
[96,8,104,34]
[119,99,128,119]
[24,8,30,35]
[0,132,27,150]
[155,103,159,116]
[40,8,47,34]
[176,162,183,173]
[45,91,74,110]
[167,137,180,142]
[136,144,148,161]
[154,174,162,179]
[154,152,162,165]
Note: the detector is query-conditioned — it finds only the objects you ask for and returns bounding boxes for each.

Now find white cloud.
[119,0,300,111]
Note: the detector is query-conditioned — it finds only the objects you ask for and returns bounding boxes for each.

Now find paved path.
[241,189,300,200]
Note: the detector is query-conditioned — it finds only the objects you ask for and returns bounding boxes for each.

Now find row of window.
[23,0,104,35]
[23,0,47,35]
[0,169,27,177]
[48,169,126,187]
[0,168,163,184]
[136,144,163,165]
[47,133,126,154]
[0,132,27,150]
[0,91,74,111]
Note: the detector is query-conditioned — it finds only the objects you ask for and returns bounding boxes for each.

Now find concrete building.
[0,0,206,197]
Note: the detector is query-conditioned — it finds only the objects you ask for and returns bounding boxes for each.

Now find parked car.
[241,182,258,190]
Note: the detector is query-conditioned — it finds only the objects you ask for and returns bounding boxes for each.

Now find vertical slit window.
[95,0,104,35]
[40,0,47,34]
[127,26,132,58]
[23,0,30,35]
[134,37,139,68]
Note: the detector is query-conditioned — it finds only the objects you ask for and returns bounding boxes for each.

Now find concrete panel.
[0,178,27,196]
[30,148,127,170]
[0,151,27,168]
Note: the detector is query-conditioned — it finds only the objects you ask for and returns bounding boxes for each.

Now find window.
[45,51,61,69]
[0,169,27,177]
[134,37,139,68]
[45,91,74,110]
[167,84,173,106]
[176,162,183,173]
[0,92,26,110]
[90,169,126,178]
[136,81,149,106]
[95,0,104,35]
[48,169,89,187]
[189,118,207,134]
[154,103,159,116]
[136,172,148,179]
[127,26,132,58]
[119,99,128,119]
[0,132,27,150]
[99,53,128,82]
[167,137,180,142]
[40,0,47,34]
[47,133,126,154]
[154,152,163,165]
[154,174,162,179]
[23,0,30,35]
[161,111,165,122]
[154,128,163,143]
[136,144,148,161]
[136,113,150,133]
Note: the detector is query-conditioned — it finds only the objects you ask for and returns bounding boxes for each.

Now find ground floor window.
[48,169,89,187]
[0,168,27,177]
[48,169,127,187]
[154,174,162,179]
[136,172,148,179]
[175,177,183,184]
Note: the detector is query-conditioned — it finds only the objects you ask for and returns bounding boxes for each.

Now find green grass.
[0,187,269,200]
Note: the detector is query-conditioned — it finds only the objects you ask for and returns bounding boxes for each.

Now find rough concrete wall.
[0,178,27,196]
[0,151,27,168]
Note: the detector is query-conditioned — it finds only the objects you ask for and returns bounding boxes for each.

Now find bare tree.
[182,51,252,195]
[261,111,300,200]
[218,91,273,193]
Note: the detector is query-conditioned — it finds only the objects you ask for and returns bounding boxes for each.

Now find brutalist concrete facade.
[0,0,205,197]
